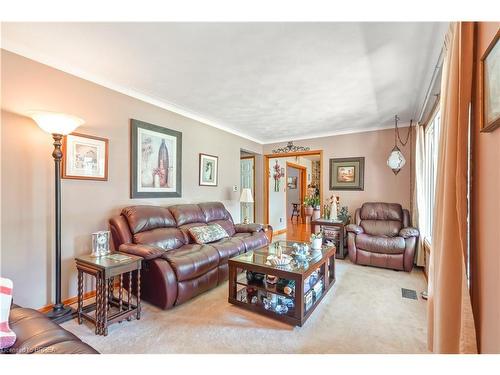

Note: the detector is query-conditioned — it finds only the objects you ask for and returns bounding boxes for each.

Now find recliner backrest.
[358,202,404,237]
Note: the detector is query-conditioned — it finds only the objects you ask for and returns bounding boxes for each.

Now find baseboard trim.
[38,290,96,313]
[274,229,287,236]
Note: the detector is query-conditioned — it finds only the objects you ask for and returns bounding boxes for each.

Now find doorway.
[240,154,255,223]
[286,162,307,222]
[265,150,322,236]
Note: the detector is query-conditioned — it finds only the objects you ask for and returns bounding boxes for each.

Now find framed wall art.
[130,119,182,198]
[329,157,365,191]
[62,133,108,181]
[480,29,500,132]
[199,153,218,186]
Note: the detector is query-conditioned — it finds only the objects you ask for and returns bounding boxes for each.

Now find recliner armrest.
[399,227,419,239]
[118,243,165,260]
[346,224,364,235]
[235,223,265,233]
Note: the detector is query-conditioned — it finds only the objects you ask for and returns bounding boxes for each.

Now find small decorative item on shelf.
[326,193,338,221]
[246,271,265,283]
[267,253,292,266]
[338,205,351,224]
[305,291,314,311]
[311,231,323,250]
[308,269,320,288]
[246,287,258,304]
[277,278,296,297]
[91,230,110,257]
[266,275,278,285]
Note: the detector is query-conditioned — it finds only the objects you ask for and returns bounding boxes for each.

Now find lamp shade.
[239,188,254,203]
[387,146,406,175]
[29,111,84,135]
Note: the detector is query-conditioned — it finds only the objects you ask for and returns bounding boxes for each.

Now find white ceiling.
[1,22,448,144]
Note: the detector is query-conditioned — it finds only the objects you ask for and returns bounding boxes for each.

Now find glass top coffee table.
[228,240,336,326]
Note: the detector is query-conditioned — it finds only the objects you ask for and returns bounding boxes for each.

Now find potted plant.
[310,195,321,220]
[303,196,314,217]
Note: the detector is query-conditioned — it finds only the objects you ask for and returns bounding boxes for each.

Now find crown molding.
[262,122,411,145]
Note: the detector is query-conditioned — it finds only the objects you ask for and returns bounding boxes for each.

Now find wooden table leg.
[136,269,141,320]
[119,274,123,314]
[228,264,236,301]
[77,269,83,324]
[103,276,109,336]
[95,272,101,335]
[127,271,132,321]
[108,277,113,310]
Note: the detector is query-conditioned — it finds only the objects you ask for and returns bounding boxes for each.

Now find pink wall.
[264,127,414,219]
[471,22,500,354]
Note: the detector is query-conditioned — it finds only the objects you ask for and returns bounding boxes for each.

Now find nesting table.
[75,252,142,336]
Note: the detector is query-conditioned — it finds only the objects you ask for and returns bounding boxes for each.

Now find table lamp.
[239,188,254,224]
[30,111,84,322]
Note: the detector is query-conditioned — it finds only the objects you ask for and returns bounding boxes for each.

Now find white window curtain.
[412,124,426,267]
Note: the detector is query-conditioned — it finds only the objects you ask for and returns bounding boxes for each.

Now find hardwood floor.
[281,218,313,242]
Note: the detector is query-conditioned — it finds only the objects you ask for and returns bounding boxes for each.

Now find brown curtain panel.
[427,22,477,353]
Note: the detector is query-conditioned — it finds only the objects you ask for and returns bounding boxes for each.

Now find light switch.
[232,185,238,192]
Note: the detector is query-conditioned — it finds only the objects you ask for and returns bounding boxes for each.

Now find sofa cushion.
[169,204,206,226]
[233,232,268,251]
[210,219,236,237]
[133,227,186,250]
[198,202,231,222]
[189,224,229,244]
[209,237,246,263]
[122,205,176,234]
[162,244,220,281]
[359,203,404,222]
[360,220,402,237]
[355,233,405,254]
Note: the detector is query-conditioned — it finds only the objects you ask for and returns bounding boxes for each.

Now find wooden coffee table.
[228,241,336,326]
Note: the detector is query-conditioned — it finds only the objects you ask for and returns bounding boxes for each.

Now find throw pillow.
[0,277,16,349]
[189,224,229,244]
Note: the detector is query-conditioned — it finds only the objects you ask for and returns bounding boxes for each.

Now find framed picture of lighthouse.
[130,119,182,198]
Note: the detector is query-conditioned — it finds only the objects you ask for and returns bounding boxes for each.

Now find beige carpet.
[62,260,429,354]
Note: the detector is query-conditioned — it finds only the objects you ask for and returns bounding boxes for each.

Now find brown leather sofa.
[346,202,419,272]
[2,305,98,354]
[109,202,272,309]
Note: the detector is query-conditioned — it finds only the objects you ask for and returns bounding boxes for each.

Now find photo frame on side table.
[199,153,218,186]
[480,29,500,132]
[329,157,365,191]
[130,119,182,198]
[62,133,109,181]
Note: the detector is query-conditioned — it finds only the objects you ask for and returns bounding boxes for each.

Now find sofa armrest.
[399,227,419,239]
[118,243,165,260]
[235,223,265,233]
[346,224,364,235]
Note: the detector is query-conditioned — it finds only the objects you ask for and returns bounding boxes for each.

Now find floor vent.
[401,288,418,300]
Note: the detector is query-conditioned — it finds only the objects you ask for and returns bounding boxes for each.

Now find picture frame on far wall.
[62,133,109,181]
[287,176,297,189]
[480,29,500,132]
[130,119,182,198]
[199,153,218,186]
[329,157,365,191]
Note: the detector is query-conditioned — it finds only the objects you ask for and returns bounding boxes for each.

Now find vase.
[312,238,323,250]
[312,206,321,221]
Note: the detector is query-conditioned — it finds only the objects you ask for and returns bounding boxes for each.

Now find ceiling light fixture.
[272,141,310,154]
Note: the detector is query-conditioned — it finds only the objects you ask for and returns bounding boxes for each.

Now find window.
[423,108,441,244]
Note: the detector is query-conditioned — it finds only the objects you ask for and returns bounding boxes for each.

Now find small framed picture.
[62,133,109,181]
[480,29,500,132]
[329,157,365,190]
[287,176,297,189]
[199,153,218,186]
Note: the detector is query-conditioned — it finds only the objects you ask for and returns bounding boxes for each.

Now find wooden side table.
[310,219,347,259]
[75,252,142,336]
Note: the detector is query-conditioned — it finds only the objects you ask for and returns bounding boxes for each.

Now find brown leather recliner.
[345,202,419,272]
[109,202,272,310]
[3,305,98,354]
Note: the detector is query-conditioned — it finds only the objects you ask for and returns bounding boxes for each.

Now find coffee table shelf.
[228,241,336,326]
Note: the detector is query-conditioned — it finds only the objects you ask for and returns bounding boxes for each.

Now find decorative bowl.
[267,254,292,266]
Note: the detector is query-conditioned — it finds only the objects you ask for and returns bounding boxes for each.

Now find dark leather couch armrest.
[399,227,419,239]
[346,224,364,235]
[118,243,165,260]
[235,223,265,233]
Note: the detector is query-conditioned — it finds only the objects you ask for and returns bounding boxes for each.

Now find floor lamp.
[30,111,84,322]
